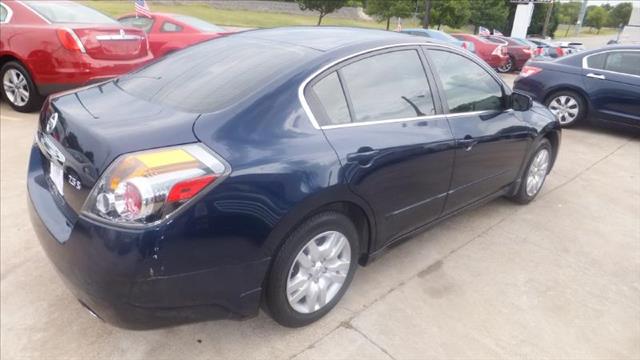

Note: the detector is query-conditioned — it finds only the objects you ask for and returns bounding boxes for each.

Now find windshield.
[117,36,314,113]
[172,14,224,33]
[428,30,458,42]
[24,1,117,24]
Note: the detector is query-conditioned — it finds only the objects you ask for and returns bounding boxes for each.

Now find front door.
[425,48,532,213]
[305,48,456,246]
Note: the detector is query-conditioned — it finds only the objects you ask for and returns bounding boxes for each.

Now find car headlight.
[81,143,229,226]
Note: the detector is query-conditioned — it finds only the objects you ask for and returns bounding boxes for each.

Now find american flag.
[478,26,490,36]
[135,0,151,17]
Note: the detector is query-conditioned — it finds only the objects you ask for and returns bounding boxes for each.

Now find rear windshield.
[428,31,457,42]
[116,36,314,113]
[172,14,225,33]
[24,1,117,24]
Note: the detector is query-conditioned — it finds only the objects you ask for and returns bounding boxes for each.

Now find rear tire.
[545,90,586,127]
[509,139,552,204]
[264,211,358,327]
[1,61,43,113]
[497,56,514,73]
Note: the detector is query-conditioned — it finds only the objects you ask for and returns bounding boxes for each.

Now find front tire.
[509,139,552,204]
[264,211,358,327]
[1,61,43,113]
[545,90,586,127]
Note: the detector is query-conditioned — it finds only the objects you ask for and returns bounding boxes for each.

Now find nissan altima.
[28,27,561,329]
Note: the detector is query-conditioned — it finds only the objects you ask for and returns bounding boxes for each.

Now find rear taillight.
[56,28,86,53]
[82,143,229,226]
[535,47,543,56]
[556,47,565,57]
[461,42,467,49]
[519,65,542,78]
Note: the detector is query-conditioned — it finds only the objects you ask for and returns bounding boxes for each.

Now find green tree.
[296,0,348,25]
[529,2,559,37]
[365,0,413,30]
[607,2,633,28]
[585,6,608,33]
[431,0,471,30]
[557,1,581,36]
[469,0,508,34]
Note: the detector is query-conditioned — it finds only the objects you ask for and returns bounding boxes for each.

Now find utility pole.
[542,0,554,37]
[575,0,588,36]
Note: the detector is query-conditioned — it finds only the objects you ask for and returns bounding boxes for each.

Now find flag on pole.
[493,29,503,35]
[478,26,490,36]
[135,0,151,17]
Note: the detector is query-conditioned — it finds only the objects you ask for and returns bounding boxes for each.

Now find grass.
[554,23,618,38]
[83,0,423,29]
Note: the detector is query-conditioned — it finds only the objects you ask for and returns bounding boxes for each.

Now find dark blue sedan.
[28,27,560,329]
[514,45,640,128]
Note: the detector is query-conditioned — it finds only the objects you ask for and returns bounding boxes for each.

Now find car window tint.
[340,50,435,122]
[428,49,504,113]
[0,4,7,22]
[24,1,117,24]
[119,17,153,33]
[604,51,640,76]
[587,53,607,70]
[117,37,314,113]
[161,21,182,32]
[172,14,224,32]
[311,72,351,126]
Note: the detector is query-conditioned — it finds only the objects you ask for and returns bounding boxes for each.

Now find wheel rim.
[3,69,29,107]
[548,95,579,125]
[526,148,550,197]
[499,58,513,72]
[286,230,351,314]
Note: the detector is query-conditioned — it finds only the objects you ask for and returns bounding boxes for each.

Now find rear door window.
[339,50,435,123]
[604,51,640,76]
[428,49,504,113]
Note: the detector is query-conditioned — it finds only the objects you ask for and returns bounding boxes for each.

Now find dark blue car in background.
[28,27,560,329]
[514,46,640,128]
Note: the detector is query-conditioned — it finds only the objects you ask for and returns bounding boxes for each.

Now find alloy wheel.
[526,148,550,197]
[286,230,351,314]
[498,58,513,73]
[548,95,579,125]
[3,69,30,107]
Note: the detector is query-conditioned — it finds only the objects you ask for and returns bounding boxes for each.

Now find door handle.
[586,73,606,80]
[347,148,379,165]
[458,136,478,151]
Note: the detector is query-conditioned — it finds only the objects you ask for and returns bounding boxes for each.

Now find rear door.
[582,50,640,127]
[305,47,455,246]
[425,47,531,213]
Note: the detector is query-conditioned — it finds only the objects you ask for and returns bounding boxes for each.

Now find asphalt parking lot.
[1,86,639,359]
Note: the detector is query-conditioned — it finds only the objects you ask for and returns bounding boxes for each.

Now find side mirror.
[510,91,533,111]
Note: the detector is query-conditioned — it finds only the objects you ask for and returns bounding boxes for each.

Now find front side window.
[24,1,117,24]
[311,72,351,126]
[161,21,182,33]
[172,15,224,33]
[340,50,435,123]
[119,16,154,33]
[604,51,640,76]
[428,49,504,113]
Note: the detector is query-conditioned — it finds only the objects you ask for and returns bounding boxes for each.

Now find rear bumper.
[27,144,269,329]
[35,53,154,96]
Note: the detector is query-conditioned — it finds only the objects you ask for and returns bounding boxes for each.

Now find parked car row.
[0,0,229,112]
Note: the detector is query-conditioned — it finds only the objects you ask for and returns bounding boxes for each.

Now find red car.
[452,33,508,70]
[482,35,533,73]
[0,0,152,112]
[118,13,228,58]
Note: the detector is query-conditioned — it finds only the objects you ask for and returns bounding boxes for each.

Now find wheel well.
[543,131,560,171]
[0,55,21,70]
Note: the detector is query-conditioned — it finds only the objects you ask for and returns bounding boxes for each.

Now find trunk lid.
[37,81,199,215]
[72,26,149,60]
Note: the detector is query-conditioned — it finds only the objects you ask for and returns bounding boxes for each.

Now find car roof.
[237,26,430,52]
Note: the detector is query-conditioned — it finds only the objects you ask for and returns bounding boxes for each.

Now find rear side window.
[340,50,435,122]
[586,53,607,70]
[117,37,314,113]
[24,1,117,24]
[0,3,8,23]
[119,16,154,33]
[161,21,183,32]
[428,49,504,113]
[604,51,640,76]
[311,72,351,126]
